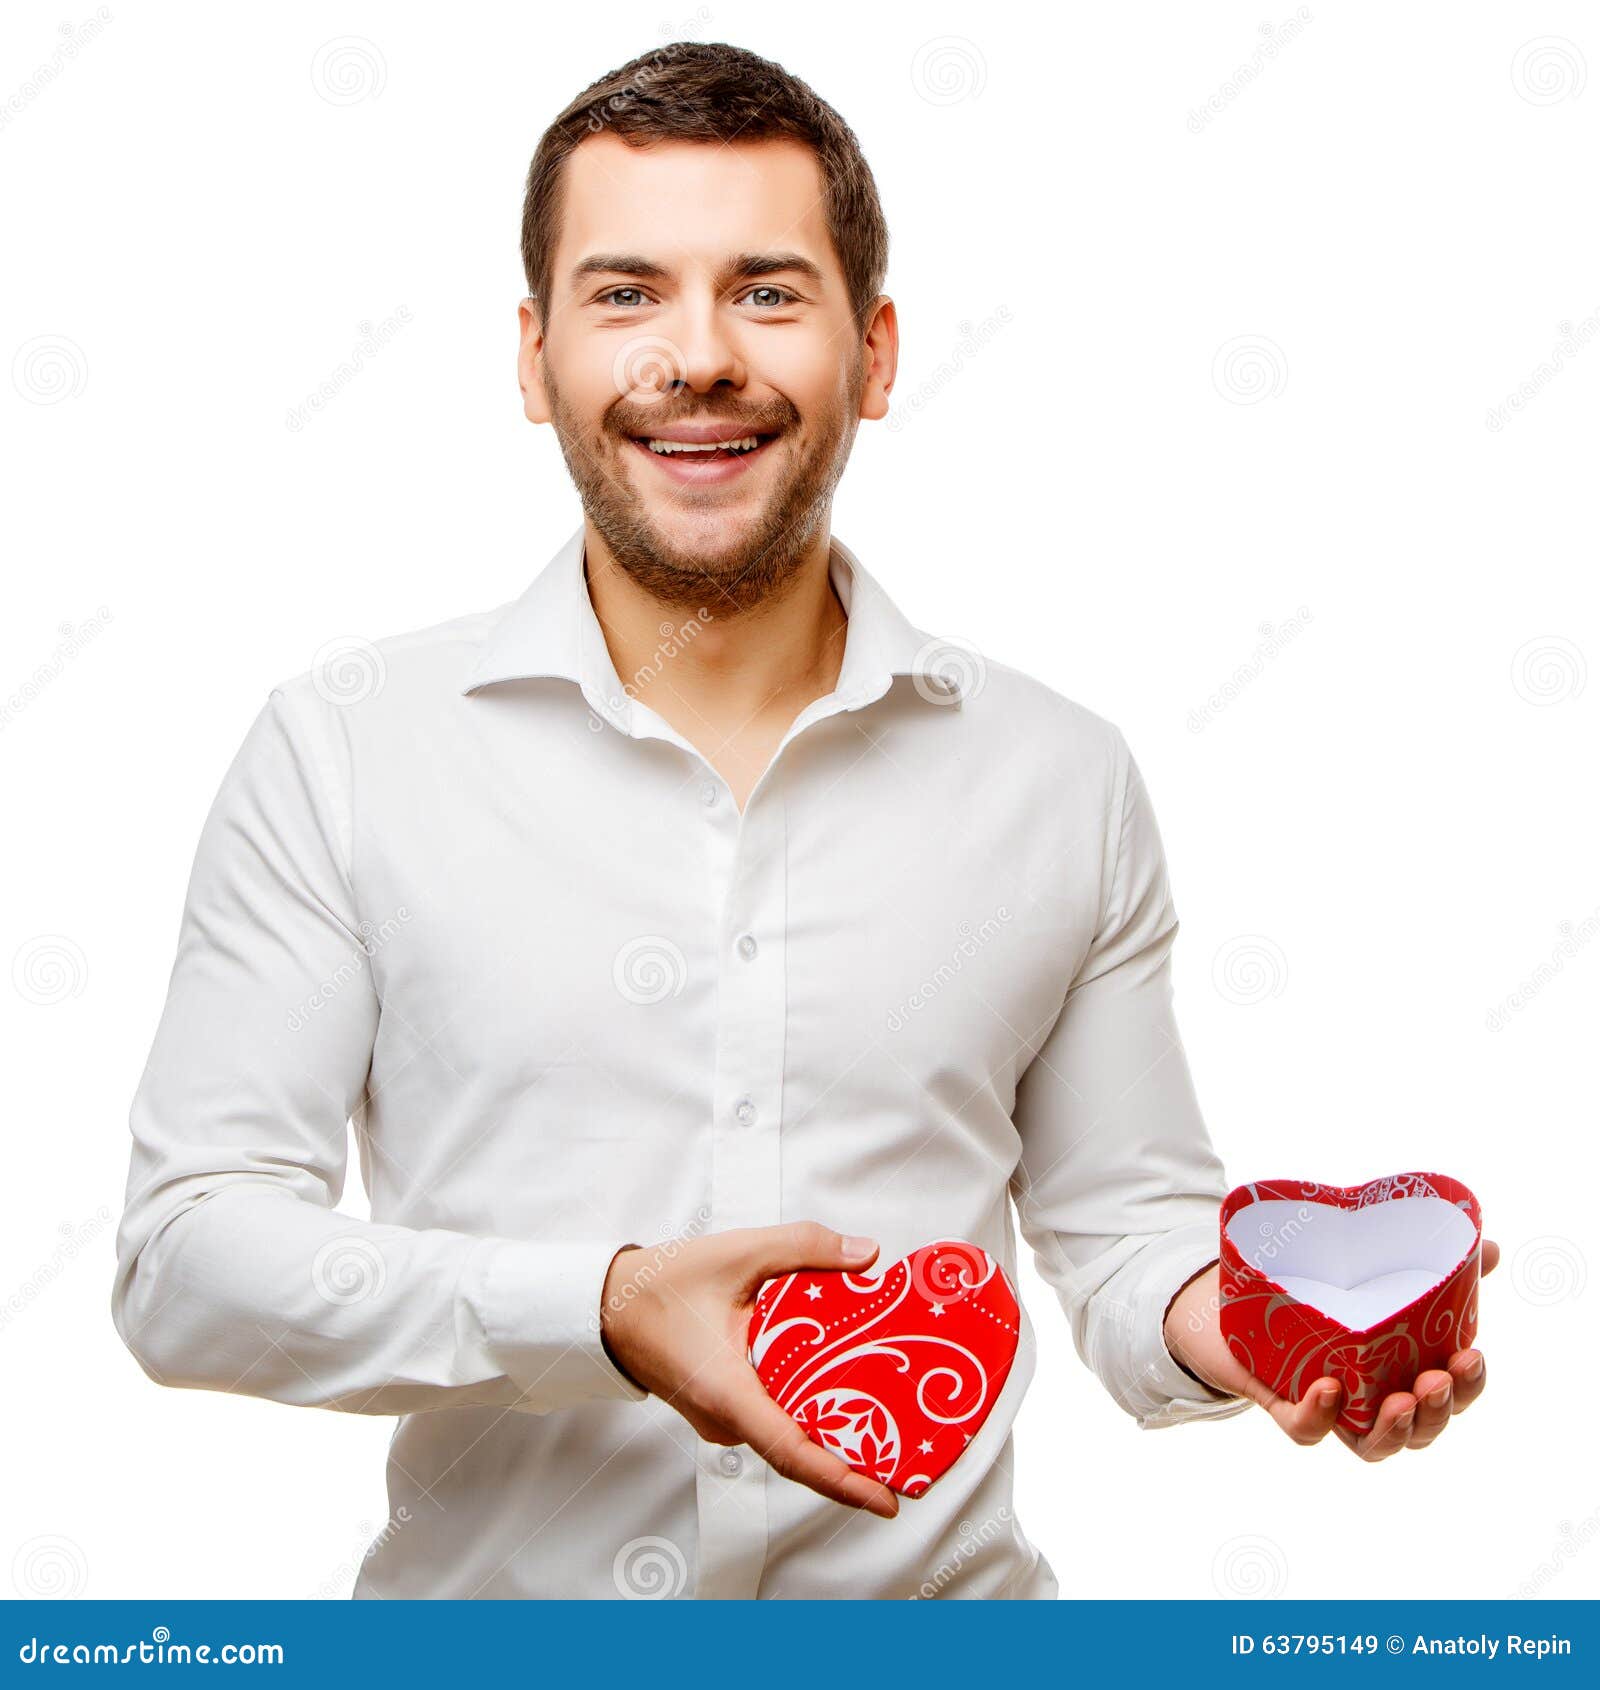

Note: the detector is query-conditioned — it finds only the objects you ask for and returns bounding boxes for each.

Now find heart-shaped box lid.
[747,1238,1020,1498]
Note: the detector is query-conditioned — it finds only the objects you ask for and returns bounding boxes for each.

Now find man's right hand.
[599,1221,899,1519]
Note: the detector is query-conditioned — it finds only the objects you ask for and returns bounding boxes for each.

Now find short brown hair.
[521,42,888,335]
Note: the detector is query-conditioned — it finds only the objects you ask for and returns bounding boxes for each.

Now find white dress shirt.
[113,526,1247,1600]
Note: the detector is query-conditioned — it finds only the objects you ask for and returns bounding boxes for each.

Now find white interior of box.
[1226,1196,1476,1329]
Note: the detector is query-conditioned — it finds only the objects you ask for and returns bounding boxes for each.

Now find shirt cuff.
[1121,1224,1252,1430]
[458,1237,649,1412]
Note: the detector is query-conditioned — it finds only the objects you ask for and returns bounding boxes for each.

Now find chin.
[641,508,758,566]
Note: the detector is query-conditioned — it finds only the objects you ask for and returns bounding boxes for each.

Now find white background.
[2,0,1596,1602]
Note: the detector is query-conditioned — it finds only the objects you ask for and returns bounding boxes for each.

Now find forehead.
[554,134,835,283]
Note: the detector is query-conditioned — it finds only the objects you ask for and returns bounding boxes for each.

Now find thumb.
[722,1220,879,1292]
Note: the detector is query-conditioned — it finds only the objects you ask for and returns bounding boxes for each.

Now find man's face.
[520,134,894,611]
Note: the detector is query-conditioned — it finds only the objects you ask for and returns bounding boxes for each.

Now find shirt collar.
[459,526,962,732]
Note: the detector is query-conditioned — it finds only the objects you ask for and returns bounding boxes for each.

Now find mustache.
[607,395,799,438]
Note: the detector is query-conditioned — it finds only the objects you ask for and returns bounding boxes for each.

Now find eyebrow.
[569,250,826,292]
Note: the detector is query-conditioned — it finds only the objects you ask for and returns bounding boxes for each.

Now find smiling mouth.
[624,429,780,483]
[631,432,774,459]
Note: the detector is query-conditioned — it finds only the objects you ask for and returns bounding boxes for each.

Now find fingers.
[1320,1350,1489,1460]
[1271,1376,1342,1445]
[712,1367,898,1519]
[1406,1370,1453,1448]
[1448,1348,1487,1411]
[1335,1390,1417,1461]
[1481,1239,1501,1276]
[719,1220,880,1289]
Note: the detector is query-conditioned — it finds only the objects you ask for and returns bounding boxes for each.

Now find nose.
[673,289,747,396]
[616,290,745,405]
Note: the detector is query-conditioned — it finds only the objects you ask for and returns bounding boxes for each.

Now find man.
[113,41,1493,1599]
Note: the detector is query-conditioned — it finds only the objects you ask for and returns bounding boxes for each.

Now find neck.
[582,520,849,729]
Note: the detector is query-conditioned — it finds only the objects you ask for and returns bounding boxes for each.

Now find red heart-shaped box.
[747,1239,1020,1498]
[1219,1172,1481,1435]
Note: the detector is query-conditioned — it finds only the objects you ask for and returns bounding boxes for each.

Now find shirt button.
[719,1449,744,1477]
[734,1096,757,1128]
[736,933,758,961]
[700,783,719,807]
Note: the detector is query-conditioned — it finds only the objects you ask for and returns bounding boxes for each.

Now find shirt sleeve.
[1010,727,1249,1430]
[111,683,647,1416]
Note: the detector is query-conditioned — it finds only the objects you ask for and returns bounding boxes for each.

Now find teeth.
[645,435,760,455]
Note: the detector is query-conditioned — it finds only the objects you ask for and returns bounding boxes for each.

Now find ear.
[518,297,551,424]
[857,296,899,423]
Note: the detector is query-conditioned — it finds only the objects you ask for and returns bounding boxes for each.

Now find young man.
[113,42,1493,1599]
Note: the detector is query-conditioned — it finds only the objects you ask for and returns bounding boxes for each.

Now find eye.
[738,285,796,309]
[598,287,650,308]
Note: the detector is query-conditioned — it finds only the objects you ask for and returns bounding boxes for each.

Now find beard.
[542,356,861,615]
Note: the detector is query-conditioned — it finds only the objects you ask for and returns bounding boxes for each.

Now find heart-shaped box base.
[747,1239,1020,1497]
[1220,1172,1481,1435]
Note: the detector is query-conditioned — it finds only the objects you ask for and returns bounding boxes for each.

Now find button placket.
[692,780,788,1600]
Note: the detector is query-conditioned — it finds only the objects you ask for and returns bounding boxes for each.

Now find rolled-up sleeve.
[1011,728,1249,1430]
[111,682,645,1416]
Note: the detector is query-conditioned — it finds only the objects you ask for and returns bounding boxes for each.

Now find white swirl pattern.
[749,1238,1019,1496]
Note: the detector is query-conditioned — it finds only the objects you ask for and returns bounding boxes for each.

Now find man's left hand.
[1162,1240,1498,1461]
